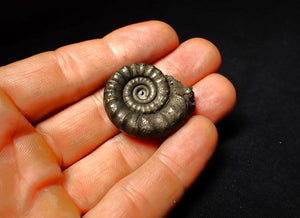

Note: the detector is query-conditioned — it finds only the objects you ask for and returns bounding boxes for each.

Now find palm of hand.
[0,21,235,217]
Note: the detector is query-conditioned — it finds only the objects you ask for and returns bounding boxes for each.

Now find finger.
[0,20,179,123]
[36,38,225,168]
[83,115,218,218]
[0,89,79,217]
[194,73,236,123]
[155,37,221,85]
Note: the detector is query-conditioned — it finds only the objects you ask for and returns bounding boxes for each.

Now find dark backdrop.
[1,1,299,217]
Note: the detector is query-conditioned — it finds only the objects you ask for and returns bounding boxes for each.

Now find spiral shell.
[103,63,196,139]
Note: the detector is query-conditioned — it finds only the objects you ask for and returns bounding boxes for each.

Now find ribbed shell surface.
[104,63,196,139]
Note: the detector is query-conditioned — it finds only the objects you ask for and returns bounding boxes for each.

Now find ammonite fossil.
[103,63,196,139]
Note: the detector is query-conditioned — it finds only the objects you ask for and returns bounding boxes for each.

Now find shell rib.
[103,63,196,139]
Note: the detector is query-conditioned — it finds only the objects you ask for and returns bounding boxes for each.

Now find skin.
[0,21,236,217]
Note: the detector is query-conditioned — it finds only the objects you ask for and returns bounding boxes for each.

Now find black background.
[1,1,299,217]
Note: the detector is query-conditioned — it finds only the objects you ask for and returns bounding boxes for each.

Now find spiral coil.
[104,63,196,139]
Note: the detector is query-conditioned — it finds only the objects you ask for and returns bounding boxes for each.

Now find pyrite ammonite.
[103,63,196,139]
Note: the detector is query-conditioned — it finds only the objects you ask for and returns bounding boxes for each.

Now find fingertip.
[216,74,237,118]
[187,37,222,76]
[188,37,221,59]
[103,20,180,64]
[165,114,218,156]
[194,73,237,123]
[145,20,180,47]
[191,115,219,150]
[154,37,222,85]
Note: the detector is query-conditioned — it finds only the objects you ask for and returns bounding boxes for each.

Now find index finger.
[0,21,179,123]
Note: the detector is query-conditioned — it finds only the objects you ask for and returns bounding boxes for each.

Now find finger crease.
[121,179,154,216]
[164,57,182,78]
[51,50,85,98]
[101,38,120,63]
[114,137,135,173]
[155,152,187,190]
[35,127,63,167]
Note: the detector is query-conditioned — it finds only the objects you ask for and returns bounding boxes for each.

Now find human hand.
[0,21,236,217]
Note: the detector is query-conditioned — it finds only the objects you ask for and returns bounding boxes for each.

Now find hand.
[0,21,236,217]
